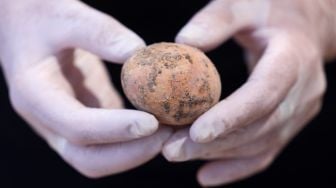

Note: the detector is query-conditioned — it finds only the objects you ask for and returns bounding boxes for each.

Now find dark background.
[1,0,335,187]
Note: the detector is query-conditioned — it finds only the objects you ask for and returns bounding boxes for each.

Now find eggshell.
[121,42,221,126]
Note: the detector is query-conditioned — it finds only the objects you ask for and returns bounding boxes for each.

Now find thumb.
[176,0,270,51]
[54,1,145,63]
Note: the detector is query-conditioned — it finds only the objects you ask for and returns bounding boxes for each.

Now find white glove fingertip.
[175,24,206,48]
[197,169,215,187]
[190,115,220,143]
[190,124,216,144]
[108,34,145,63]
[130,113,159,137]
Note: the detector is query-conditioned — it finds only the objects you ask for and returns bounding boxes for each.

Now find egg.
[121,42,221,126]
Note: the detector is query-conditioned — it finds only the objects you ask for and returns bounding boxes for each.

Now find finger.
[57,127,172,178]
[9,56,158,145]
[176,0,270,51]
[27,118,171,178]
[164,78,323,161]
[162,115,278,162]
[198,130,280,160]
[20,102,171,178]
[50,0,145,63]
[190,34,299,143]
[162,126,257,162]
[197,149,278,187]
[196,94,322,186]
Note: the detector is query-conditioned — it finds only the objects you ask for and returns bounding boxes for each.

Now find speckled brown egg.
[121,42,221,126]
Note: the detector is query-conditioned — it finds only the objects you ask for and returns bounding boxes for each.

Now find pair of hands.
[0,0,334,186]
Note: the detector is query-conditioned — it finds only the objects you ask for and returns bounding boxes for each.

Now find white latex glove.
[163,0,336,186]
[0,0,171,178]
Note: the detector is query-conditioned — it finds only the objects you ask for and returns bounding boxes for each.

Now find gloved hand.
[163,0,336,186]
[0,0,171,178]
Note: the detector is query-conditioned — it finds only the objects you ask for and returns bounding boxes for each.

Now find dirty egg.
[121,42,221,126]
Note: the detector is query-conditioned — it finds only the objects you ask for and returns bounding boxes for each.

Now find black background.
[1,0,335,187]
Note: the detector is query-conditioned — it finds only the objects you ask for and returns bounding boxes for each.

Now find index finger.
[190,33,299,143]
[9,56,159,145]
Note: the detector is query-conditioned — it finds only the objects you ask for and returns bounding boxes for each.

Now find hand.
[0,0,171,178]
[163,0,336,186]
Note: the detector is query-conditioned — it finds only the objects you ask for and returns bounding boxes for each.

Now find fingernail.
[130,115,158,137]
